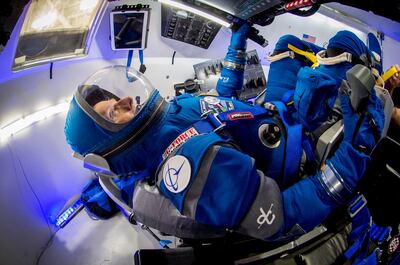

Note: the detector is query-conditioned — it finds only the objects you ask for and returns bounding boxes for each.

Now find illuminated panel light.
[284,0,313,11]
[55,199,84,228]
[158,0,231,28]
[31,11,58,30]
[0,100,70,142]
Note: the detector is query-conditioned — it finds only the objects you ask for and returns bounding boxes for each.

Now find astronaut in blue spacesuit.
[265,30,384,133]
[64,24,384,241]
[264,34,323,103]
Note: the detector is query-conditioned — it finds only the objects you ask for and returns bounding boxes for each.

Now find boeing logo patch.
[228,112,254,121]
[203,96,221,105]
[163,155,191,193]
[163,128,199,159]
[257,203,276,229]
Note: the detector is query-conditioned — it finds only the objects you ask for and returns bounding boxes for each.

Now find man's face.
[93,96,136,124]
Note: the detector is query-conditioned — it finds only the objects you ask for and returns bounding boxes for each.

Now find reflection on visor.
[135,96,143,113]
[80,85,120,107]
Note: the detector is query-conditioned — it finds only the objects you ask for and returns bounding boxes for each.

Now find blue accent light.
[159,240,172,248]
[55,199,84,228]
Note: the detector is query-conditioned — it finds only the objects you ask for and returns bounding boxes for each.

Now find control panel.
[161,4,221,49]
[193,50,266,101]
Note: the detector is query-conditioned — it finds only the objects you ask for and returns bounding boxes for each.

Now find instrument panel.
[161,4,221,49]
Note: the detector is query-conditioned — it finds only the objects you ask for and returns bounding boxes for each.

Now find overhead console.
[157,0,321,48]
[161,4,221,49]
[164,0,400,55]
[196,0,282,20]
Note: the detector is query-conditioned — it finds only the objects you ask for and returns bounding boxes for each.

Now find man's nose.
[116,97,133,110]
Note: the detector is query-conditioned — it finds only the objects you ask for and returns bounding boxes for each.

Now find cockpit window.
[13,0,106,71]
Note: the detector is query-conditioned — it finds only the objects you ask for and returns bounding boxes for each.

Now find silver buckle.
[348,194,367,218]
[200,109,213,119]
[345,53,353,63]
[212,112,226,132]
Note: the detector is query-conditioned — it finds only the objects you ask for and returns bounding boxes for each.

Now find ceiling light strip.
[0,100,71,142]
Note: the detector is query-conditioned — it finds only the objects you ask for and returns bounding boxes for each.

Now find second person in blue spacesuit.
[265,30,384,133]
[64,23,384,241]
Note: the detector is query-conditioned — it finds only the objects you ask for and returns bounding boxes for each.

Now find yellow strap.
[376,65,398,86]
[287,44,318,65]
[311,62,319,69]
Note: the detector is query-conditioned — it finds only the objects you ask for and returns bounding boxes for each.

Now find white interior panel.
[40,213,163,265]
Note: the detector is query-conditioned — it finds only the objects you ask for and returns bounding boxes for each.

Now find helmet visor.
[76,65,155,127]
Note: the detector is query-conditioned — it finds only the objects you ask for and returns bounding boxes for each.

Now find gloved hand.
[230,21,251,50]
[340,84,385,153]
[217,21,251,97]
[312,83,384,208]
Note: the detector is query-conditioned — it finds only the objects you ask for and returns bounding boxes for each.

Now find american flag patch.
[302,34,316,44]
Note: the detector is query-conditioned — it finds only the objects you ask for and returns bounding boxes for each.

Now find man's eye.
[109,109,116,121]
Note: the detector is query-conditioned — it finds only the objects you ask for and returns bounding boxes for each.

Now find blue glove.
[230,22,251,50]
[217,22,251,97]
[340,88,384,153]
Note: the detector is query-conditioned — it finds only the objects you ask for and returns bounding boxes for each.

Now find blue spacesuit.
[64,24,384,241]
[264,31,383,134]
[293,31,379,131]
[265,34,323,102]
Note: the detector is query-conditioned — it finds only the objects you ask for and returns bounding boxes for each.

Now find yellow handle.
[376,65,398,86]
[382,65,398,82]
